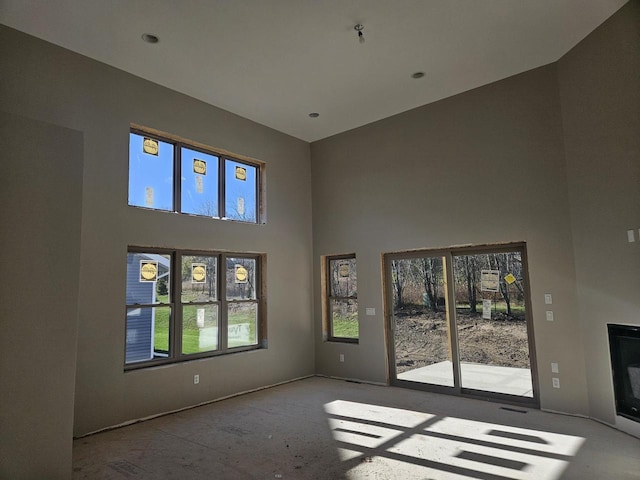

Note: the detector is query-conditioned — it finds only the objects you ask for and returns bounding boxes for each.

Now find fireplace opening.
[608,324,640,423]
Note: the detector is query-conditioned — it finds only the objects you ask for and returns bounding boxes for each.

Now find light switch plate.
[546,311,554,321]
[544,294,552,305]
[552,378,560,388]
[628,230,636,243]
[551,362,559,373]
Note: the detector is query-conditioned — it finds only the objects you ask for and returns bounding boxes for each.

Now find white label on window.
[482,299,492,319]
[145,186,154,207]
[481,270,500,292]
[228,323,250,340]
[237,196,245,215]
[195,175,204,194]
[197,308,205,328]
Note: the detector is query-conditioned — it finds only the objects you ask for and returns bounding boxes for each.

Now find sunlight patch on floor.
[324,400,585,480]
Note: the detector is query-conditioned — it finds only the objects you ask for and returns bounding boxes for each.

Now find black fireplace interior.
[608,324,640,422]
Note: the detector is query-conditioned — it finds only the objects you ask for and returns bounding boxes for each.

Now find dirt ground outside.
[393,308,530,375]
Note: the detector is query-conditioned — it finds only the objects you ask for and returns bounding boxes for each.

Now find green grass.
[332,314,359,339]
[152,302,257,355]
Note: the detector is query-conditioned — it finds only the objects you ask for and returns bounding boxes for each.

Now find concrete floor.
[398,361,534,397]
[73,377,640,480]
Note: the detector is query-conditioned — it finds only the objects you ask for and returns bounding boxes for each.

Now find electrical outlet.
[546,311,554,321]
[544,294,553,305]
[551,362,559,373]
[552,377,560,388]
[339,354,344,363]
[194,374,199,384]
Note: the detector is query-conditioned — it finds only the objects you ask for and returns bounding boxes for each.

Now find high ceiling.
[0,0,627,142]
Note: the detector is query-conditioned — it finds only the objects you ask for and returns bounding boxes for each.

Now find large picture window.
[125,248,265,368]
[324,254,359,342]
[128,128,262,223]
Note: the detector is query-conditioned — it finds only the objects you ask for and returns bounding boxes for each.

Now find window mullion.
[174,143,181,213]
[219,254,228,350]
[172,251,182,358]
[219,156,226,219]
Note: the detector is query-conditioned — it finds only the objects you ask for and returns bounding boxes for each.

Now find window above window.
[128,128,263,223]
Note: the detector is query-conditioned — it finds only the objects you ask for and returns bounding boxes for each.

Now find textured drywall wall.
[311,64,590,414]
[558,0,640,426]
[0,25,314,437]
[0,112,83,478]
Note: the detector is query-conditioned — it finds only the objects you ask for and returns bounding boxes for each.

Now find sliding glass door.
[385,244,538,406]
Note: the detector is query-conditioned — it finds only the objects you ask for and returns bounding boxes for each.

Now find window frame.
[125,246,266,370]
[129,126,264,224]
[324,253,359,344]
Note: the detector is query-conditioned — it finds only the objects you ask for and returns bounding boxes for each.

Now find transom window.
[128,128,262,223]
[125,248,265,368]
[324,254,359,342]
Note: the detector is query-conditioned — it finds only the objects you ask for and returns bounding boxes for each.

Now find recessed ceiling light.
[309,112,320,118]
[141,33,159,44]
[411,72,425,79]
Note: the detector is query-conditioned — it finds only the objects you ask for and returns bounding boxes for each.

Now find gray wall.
[0,25,314,438]
[0,112,83,478]
[558,0,640,424]
[311,64,589,414]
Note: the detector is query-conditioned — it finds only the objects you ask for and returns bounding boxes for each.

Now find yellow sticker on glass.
[235,265,248,283]
[505,273,516,285]
[140,261,158,282]
[193,159,206,175]
[338,263,350,278]
[192,263,206,283]
[235,166,247,181]
[143,137,159,156]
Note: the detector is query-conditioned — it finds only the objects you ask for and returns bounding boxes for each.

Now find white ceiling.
[0,0,627,142]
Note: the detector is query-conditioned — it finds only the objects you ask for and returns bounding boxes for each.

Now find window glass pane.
[181,255,217,303]
[128,133,174,211]
[182,304,219,354]
[126,306,171,363]
[228,303,258,348]
[329,258,357,297]
[331,299,359,339]
[126,253,171,304]
[225,159,257,222]
[226,257,257,300]
[181,147,219,217]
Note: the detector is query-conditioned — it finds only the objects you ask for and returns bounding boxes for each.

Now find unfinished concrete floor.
[73,376,640,479]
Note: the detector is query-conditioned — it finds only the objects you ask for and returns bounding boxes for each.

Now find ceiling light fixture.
[141,33,159,44]
[354,24,365,44]
[412,72,425,79]
[309,112,320,118]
